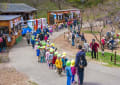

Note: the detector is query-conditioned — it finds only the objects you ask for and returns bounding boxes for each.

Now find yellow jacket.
[55,59,62,68]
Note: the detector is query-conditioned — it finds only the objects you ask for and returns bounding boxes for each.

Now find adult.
[73,19,77,29]
[26,31,31,45]
[72,32,75,46]
[80,33,86,47]
[90,39,99,59]
[2,35,7,51]
[39,32,44,41]
[75,45,87,85]
[0,36,3,52]
[109,38,115,50]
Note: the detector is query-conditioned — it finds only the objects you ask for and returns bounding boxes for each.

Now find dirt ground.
[0,64,35,85]
[53,32,120,56]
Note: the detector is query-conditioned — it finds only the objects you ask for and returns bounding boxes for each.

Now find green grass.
[83,30,100,34]
[86,52,120,67]
[67,0,107,8]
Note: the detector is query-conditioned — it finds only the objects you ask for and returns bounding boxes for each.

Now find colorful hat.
[50,43,55,47]
[71,59,75,67]
[57,54,61,58]
[54,52,58,55]
[42,42,46,46]
[47,40,49,42]
[62,52,66,56]
[47,44,50,47]
[62,55,65,58]
[50,49,54,52]
[36,42,39,45]
[37,46,41,49]
[42,46,46,49]
[66,61,71,67]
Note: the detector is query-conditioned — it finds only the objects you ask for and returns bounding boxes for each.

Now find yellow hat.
[62,52,66,56]
[62,55,65,58]
[47,44,50,47]
[42,46,45,49]
[50,43,55,47]
[71,59,75,67]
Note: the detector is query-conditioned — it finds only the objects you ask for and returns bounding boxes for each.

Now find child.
[65,61,72,85]
[46,48,50,65]
[47,40,50,46]
[31,35,35,48]
[62,54,66,72]
[44,35,48,42]
[40,46,45,63]
[36,46,40,62]
[52,52,58,69]
[50,43,55,49]
[71,59,76,85]
[41,46,46,63]
[55,54,62,75]
[35,42,38,51]
[48,49,54,69]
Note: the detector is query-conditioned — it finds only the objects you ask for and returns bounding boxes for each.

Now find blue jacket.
[65,66,72,77]
[36,49,40,56]
[75,51,86,71]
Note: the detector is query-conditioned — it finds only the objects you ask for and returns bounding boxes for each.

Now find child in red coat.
[44,35,48,42]
[52,52,58,69]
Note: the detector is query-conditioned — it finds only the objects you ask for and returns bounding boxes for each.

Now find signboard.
[41,18,47,27]
[37,19,41,28]
[27,20,35,31]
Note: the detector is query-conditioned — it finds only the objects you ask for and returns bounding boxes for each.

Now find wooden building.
[0,15,22,47]
[47,9,80,25]
[0,3,37,22]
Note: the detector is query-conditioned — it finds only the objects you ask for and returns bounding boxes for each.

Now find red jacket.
[90,42,99,52]
[52,56,57,64]
[101,39,105,45]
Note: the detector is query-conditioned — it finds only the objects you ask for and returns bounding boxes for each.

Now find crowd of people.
[26,24,87,85]
[0,34,7,53]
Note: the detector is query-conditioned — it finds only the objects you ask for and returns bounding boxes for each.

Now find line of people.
[27,29,87,85]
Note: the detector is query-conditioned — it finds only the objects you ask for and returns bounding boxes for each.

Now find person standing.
[72,32,75,46]
[90,39,99,59]
[81,33,86,47]
[26,31,31,45]
[75,45,87,85]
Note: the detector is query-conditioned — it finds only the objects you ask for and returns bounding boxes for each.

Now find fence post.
[114,51,116,65]
[111,56,112,62]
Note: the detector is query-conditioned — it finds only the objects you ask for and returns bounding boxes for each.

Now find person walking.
[26,31,31,45]
[81,33,86,47]
[72,32,75,46]
[90,39,99,59]
[75,45,87,85]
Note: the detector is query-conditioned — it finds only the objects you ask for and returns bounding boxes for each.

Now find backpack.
[79,53,87,67]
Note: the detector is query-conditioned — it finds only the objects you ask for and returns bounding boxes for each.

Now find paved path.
[9,29,120,85]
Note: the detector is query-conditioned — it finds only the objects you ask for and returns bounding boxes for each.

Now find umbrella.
[0,37,3,43]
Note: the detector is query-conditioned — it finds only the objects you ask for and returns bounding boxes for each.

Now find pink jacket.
[71,66,76,75]
[46,51,50,60]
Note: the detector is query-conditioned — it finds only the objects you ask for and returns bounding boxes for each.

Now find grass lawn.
[82,30,100,34]
[86,51,120,67]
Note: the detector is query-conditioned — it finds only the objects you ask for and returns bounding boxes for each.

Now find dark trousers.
[78,70,84,85]
[27,39,30,45]
[91,50,96,59]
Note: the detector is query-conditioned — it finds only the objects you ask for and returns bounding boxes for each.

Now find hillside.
[1,0,120,22]
[0,0,73,18]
